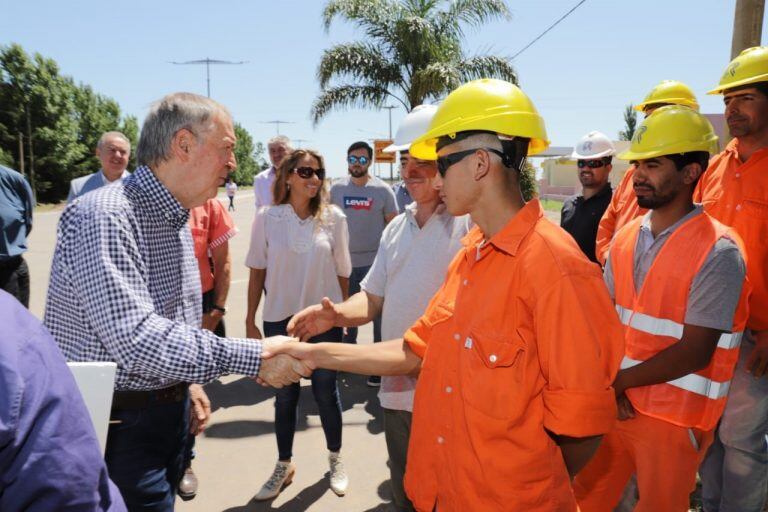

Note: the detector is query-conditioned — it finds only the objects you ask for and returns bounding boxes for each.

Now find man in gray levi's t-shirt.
[330,141,398,353]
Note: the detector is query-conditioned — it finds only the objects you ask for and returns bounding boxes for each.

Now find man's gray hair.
[268,135,292,149]
[136,92,230,168]
[97,131,130,150]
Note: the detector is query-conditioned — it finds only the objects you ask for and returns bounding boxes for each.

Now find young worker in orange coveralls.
[269,79,625,511]
[573,105,749,512]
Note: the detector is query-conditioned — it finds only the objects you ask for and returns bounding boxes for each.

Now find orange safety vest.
[610,212,749,431]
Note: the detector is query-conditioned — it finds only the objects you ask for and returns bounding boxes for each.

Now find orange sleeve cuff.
[404,327,427,359]
[543,387,617,438]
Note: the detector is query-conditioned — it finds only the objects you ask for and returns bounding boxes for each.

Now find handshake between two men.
[255,297,422,387]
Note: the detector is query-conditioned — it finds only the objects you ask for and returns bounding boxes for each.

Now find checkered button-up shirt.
[44,165,262,391]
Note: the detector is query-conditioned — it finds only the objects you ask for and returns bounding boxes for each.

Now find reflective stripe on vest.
[620,356,731,400]
[614,305,743,350]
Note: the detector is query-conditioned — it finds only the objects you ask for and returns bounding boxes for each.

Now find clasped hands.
[254,298,338,388]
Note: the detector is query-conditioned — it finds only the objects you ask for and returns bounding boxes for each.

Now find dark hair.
[666,151,710,186]
[347,141,373,158]
[273,149,328,220]
[436,131,530,172]
[724,81,768,98]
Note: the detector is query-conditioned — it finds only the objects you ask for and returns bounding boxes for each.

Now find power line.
[511,0,589,61]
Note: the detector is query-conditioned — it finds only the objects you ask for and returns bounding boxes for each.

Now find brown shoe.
[178,467,198,500]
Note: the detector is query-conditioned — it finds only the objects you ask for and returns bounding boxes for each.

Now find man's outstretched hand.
[256,336,314,387]
[287,297,338,342]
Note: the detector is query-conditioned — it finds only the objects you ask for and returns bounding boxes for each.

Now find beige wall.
[540,140,631,193]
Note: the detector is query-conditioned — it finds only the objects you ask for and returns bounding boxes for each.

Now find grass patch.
[540,199,564,212]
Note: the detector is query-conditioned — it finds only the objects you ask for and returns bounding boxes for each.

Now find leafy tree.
[312,0,516,123]
[0,44,136,202]
[619,104,637,141]
[230,123,268,186]
[520,160,536,201]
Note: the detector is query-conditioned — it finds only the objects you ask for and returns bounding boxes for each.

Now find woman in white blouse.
[245,149,351,500]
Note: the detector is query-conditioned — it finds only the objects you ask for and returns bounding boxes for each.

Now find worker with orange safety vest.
[595,80,701,266]
[698,46,768,512]
[573,105,749,512]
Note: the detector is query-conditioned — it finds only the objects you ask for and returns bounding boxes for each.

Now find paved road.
[26,191,392,512]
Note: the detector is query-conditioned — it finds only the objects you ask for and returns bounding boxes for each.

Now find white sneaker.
[329,452,348,496]
[254,461,295,501]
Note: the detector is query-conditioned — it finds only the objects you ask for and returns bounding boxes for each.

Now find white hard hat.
[383,104,439,153]
[571,131,616,159]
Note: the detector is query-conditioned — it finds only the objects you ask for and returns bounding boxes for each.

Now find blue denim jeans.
[264,317,343,460]
[105,396,190,511]
[344,265,382,344]
[700,334,768,512]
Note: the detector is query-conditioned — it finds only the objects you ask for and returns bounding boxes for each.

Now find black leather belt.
[111,382,188,411]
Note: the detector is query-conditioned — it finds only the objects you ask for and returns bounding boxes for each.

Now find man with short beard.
[68,131,131,203]
[698,46,768,512]
[573,105,747,512]
[561,131,615,262]
[330,141,398,385]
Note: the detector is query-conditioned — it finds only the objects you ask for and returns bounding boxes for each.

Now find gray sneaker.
[329,452,348,496]
[254,461,295,501]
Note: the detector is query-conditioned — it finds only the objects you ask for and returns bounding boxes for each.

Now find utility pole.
[170,58,247,98]
[383,105,397,180]
[294,138,310,148]
[732,0,765,58]
[261,120,295,136]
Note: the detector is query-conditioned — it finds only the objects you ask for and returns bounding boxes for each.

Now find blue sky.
[1,0,763,178]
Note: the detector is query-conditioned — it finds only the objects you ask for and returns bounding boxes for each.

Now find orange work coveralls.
[402,200,624,511]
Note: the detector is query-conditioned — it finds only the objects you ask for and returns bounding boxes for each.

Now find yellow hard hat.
[618,105,719,161]
[634,80,699,112]
[409,79,549,160]
[709,46,768,95]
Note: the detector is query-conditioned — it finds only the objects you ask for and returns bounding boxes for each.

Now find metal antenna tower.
[170,58,247,97]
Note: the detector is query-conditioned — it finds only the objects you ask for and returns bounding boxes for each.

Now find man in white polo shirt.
[288,105,470,511]
[253,135,292,208]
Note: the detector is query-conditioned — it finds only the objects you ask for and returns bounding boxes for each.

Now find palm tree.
[618,104,638,141]
[312,0,517,124]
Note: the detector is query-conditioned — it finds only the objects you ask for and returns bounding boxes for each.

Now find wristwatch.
[211,305,227,315]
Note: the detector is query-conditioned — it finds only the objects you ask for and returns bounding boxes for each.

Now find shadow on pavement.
[205,377,275,413]
[206,372,384,440]
[222,476,328,511]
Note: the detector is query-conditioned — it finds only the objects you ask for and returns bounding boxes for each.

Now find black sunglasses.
[436,148,506,177]
[293,167,325,180]
[347,155,370,165]
[577,159,608,169]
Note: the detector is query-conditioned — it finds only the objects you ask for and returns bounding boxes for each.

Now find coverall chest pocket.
[459,329,526,420]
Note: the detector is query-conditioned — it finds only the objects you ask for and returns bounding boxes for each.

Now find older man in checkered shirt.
[44,93,309,510]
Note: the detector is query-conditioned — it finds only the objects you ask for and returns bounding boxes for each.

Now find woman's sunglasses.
[293,167,326,180]
[347,155,370,165]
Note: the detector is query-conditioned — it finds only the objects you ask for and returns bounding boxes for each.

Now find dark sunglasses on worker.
[577,159,607,169]
[347,155,369,165]
[436,147,506,177]
[293,167,325,180]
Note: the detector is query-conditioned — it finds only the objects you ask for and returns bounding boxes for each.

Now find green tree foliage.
[230,123,268,186]
[619,103,637,141]
[0,44,136,202]
[313,0,516,123]
[520,160,537,201]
